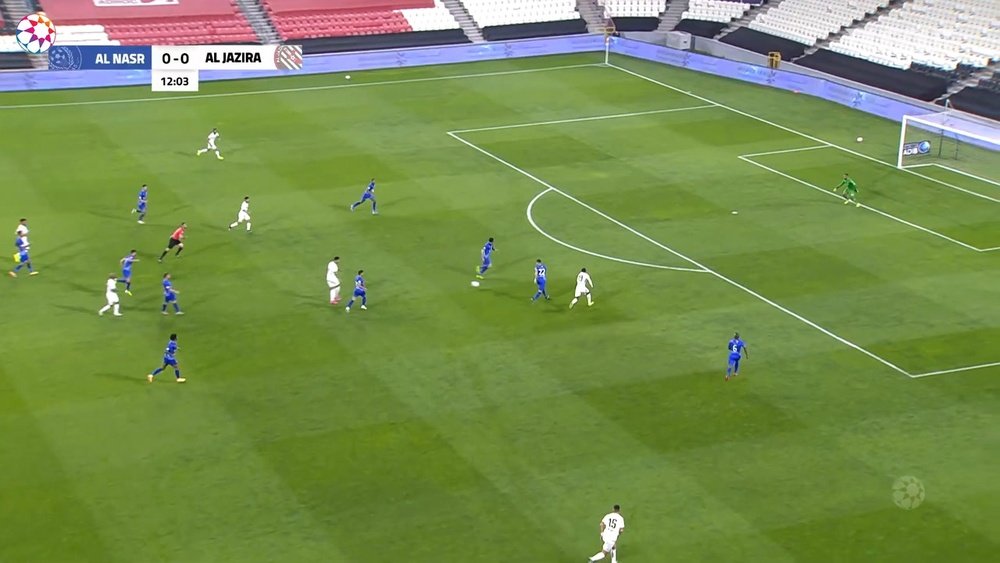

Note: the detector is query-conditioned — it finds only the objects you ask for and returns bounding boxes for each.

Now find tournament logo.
[274,45,303,70]
[15,13,57,54]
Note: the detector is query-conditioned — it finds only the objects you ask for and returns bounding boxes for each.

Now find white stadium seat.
[829,0,1000,70]
[682,0,753,24]
[749,0,890,45]
[598,0,668,18]
[399,0,461,32]
[462,0,579,27]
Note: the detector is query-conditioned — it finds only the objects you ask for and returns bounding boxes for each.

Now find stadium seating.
[264,0,458,41]
[829,0,1000,70]
[37,0,256,45]
[462,0,578,27]
[54,25,118,47]
[599,0,667,18]
[462,0,586,41]
[748,0,889,45]
[681,0,753,23]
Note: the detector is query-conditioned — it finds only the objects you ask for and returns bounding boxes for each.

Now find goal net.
[898,110,1000,185]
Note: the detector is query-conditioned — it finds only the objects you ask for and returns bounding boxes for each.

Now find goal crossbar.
[897,110,1000,169]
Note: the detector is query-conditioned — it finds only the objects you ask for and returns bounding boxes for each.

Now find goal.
[898,109,1000,185]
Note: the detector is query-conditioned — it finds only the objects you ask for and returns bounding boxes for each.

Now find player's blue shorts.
[728,353,741,366]
[481,258,491,268]
[536,279,546,290]
[137,202,146,212]
[164,294,177,303]
[18,251,28,263]
[122,269,132,279]
[353,289,366,298]
[360,192,374,201]
[163,356,177,367]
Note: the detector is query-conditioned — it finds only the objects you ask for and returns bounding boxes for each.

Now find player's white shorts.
[601,536,618,552]
[106,292,120,305]
[575,286,590,298]
[237,211,250,223]
[327,277,340,289]
[207,140,217,150]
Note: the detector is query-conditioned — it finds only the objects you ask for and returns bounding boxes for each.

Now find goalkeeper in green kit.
[834,173,860,207]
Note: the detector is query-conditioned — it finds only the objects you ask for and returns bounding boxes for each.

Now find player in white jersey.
[326,256,341,304]
[98,274,123,317]
[588,505,625,562]
[569,267,594,308]
[196,128,224,160]
[15,218,29,245]
[228,196,252,232]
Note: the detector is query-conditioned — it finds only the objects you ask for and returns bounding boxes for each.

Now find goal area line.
[737,148,997,253]
[446,118,1000,379]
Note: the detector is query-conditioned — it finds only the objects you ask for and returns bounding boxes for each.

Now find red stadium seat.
[262,0,427,40]
[37,0,256,45]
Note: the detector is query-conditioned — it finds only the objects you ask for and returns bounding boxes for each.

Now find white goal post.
[897,110,1000,185]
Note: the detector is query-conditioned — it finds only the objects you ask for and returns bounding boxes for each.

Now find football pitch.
[1,51,998,562]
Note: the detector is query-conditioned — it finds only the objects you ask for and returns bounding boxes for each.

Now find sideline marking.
[608,64,1000,208]
[0,63,605,110]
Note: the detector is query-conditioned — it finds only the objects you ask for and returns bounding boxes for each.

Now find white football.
[470,281,480,287]
[856,136,864,142]
[345,75,351,80]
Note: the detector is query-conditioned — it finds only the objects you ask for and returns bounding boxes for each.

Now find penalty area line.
[449,131,910,377]
[450,104,717,134]
[909,361,1000,378]
[526,188,708,273]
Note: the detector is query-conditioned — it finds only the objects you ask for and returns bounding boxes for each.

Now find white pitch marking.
[450,131,910,377]
[738,155,985,252]
[608,64,1000,207]
[738,145,832,158]
[0,63,606,110]
[924,164,1000,189]
[526,188,708,273]
[450,104,716,134]
[909,361,1000,378]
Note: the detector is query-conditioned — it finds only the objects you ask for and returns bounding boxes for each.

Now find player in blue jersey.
[726,332,749,381]
[476,237,495,279]
[350,178,378,214]
[8,234,37,277]
[345,270,367,312]
[118,249,138,295]
[531,259,550,302]
[161,273,183,315]
[131,184,148,224]
[147,333,186,383]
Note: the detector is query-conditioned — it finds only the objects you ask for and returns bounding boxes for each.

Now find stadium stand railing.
[262,0,466,53]
[35,0,256,46]
[598,0,667,31]
[462,0,587,41]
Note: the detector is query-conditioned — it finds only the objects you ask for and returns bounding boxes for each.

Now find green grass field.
[1,52,998,562]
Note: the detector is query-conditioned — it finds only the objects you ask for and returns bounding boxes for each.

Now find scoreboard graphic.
[47,45,304,91]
